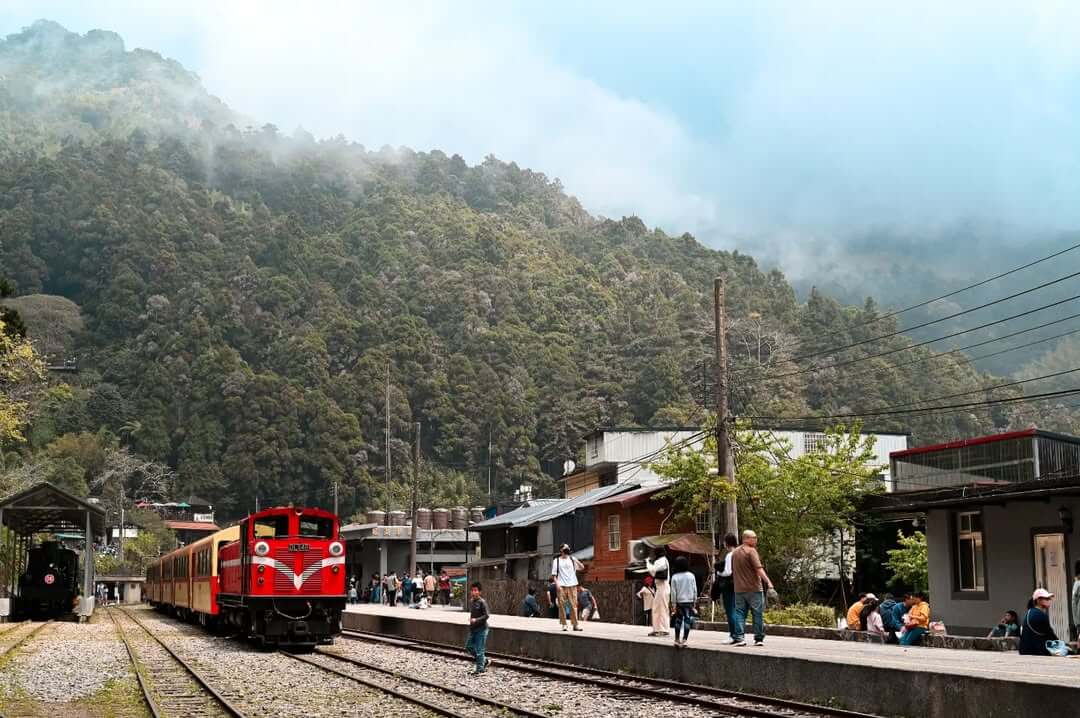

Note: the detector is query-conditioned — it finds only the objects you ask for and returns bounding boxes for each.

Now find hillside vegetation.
[2,21,1072,518]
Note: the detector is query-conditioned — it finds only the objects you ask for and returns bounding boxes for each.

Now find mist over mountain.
[1,21,1076,517]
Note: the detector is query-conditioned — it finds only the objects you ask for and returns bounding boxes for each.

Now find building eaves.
[469,500,562,530]
[513,483,638,527]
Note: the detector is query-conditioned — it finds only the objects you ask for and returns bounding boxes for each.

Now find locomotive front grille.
[272,547,324,593]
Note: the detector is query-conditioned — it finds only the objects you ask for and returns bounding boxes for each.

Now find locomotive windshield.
[254,515,289,538]
[298,516,334,538]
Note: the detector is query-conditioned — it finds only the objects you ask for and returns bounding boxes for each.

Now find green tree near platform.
[885,530,928,593]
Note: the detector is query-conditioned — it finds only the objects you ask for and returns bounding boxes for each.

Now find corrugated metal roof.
[512,483,638,527]
[468,499,562,530]
[592,484,667,508]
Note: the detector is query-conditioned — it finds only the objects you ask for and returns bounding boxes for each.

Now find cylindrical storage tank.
[451,507,468,530]
[388,510,406,526]
[366,510,386,526]
[432,508,450,530]
[416,508,432,530]
[469,507,485,525]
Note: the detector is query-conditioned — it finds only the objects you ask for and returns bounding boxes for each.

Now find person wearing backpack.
[710,534,738,636]
[551,544,585,632]
[878,593,902,643]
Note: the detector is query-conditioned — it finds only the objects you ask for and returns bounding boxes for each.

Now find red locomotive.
[146,506,346,647]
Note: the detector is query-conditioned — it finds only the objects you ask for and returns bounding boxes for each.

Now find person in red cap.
[1020,588,1059,655]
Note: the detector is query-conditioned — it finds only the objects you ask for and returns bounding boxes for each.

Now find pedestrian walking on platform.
[730,530,774,647]
[424,571,437,603]
[711,533,738,636]
[465,582,491,674]
[551,544,584,632]
[670,555,698,647]
[637,576,655,629]
[646,547,671,637]
[438,570,451,605]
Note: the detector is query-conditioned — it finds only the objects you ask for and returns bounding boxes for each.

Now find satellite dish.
[562,459,576,476]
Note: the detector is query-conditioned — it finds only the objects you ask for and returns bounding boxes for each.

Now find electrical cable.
[804,239,1080,339]
[752,292,1080,381]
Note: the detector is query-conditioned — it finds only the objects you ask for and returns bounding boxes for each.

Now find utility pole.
[333,481,339,516]
[385,362,392,515]
[408,421,420,578]
[715,277,738,537]
[119,505,125,563]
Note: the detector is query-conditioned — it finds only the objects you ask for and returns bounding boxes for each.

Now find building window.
[955,511,986,592]
[695,510,712,534]
[589,438,600,459]
[607,515,621,551]
[803,432,827,454]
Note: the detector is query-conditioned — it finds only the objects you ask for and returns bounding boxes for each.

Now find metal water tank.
[388,510,406,526]
[416,508,432,530]
[432,508,450,529]
[451,507,468,530]
[469,507,485,525]
[366,510,386,526]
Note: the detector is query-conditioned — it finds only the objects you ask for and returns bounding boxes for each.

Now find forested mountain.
[2,21,1076,519]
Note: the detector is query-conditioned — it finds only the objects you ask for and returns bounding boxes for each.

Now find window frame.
[695,510,712,534]
[607,514,621,552]
[803,432,827,454]
[950,509,989,600]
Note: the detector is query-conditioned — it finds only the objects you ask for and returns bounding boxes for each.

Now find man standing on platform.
[438,570,451,605]
[730,529,775,647]
[551,544,584,632]
[424,570,437,603]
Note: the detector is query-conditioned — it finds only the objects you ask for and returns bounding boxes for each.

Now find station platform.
[344,603,1080,718]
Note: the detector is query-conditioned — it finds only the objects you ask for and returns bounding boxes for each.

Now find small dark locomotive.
[19,541,80,616]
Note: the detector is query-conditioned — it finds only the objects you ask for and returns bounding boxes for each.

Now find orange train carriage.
[147,506,346,647]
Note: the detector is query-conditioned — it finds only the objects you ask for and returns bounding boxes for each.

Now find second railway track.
[109,607,248,718]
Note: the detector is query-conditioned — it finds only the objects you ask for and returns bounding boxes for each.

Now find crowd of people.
[347,568,454,608]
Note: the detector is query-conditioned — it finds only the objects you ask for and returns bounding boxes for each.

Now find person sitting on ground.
[846,592,873,630]
[862,596,885,638]
[522,587,541,617]
[578,586,599,621]
[545,578,559,619]
[987,610,1021,639]
[899,592,931,646]
[670,555,699,647]
[1020,588,1059,655]
[878,593,901,643]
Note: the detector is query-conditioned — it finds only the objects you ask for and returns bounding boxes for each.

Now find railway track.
[342,629,882,718]
[110,608,248,718]
[283,648,546,717]
[0,621,51,662]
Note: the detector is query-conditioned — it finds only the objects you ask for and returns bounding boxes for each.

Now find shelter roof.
[163,520,219,532]
[0,481,106,538]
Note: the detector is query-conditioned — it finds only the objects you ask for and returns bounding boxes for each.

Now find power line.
[756,292,1080,381]
[809,239,1080,339]
[745,388,1080,423]
[786,269,1080,364]
[863,366,1080,413]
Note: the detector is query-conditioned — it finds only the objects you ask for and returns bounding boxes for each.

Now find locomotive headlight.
[332,566,340,574]
[254,541,270,557]
[258,565,265,573]
[328,542,344,557]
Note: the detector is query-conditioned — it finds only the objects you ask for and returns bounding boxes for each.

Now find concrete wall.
[927,498,1080,636]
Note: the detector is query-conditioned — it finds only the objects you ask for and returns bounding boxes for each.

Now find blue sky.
[5,2,1080,295]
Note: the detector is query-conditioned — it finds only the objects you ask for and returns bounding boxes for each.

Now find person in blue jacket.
[1020,588,1059,655]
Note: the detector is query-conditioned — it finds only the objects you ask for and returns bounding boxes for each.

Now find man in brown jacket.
[729,529,775,647]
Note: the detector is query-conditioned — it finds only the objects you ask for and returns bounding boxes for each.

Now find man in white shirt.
[551,544,584,632]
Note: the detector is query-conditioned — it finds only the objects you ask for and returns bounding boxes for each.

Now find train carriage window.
[298,516,335,538]
[254,516,289,538]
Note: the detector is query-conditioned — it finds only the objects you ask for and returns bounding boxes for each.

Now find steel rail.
[343,628,882,718]
[279,652,472,718]
[106,608,163,718]
[117,608,249,718]
[0,620,52,661]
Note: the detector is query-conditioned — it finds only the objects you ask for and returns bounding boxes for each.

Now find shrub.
[763,603,836,628]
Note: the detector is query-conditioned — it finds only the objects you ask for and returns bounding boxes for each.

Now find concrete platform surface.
[344,603,1080,718]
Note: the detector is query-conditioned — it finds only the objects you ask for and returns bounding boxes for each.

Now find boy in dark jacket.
[466,582,491,674]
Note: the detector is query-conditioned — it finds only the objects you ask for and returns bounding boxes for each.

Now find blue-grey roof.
[468,499,563,530]
[510,483,639,527]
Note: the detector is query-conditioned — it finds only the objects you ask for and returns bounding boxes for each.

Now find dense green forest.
[1,22,1076,520]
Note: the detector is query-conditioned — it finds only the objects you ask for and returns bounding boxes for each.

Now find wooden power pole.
[408,421,420,577]
[385,362,391,515]
[714,277,738,537]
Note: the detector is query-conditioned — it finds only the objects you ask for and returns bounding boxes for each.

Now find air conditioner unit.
[627,539,650,564]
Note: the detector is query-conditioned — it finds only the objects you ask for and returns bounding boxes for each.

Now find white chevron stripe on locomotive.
[249,555,345,590]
